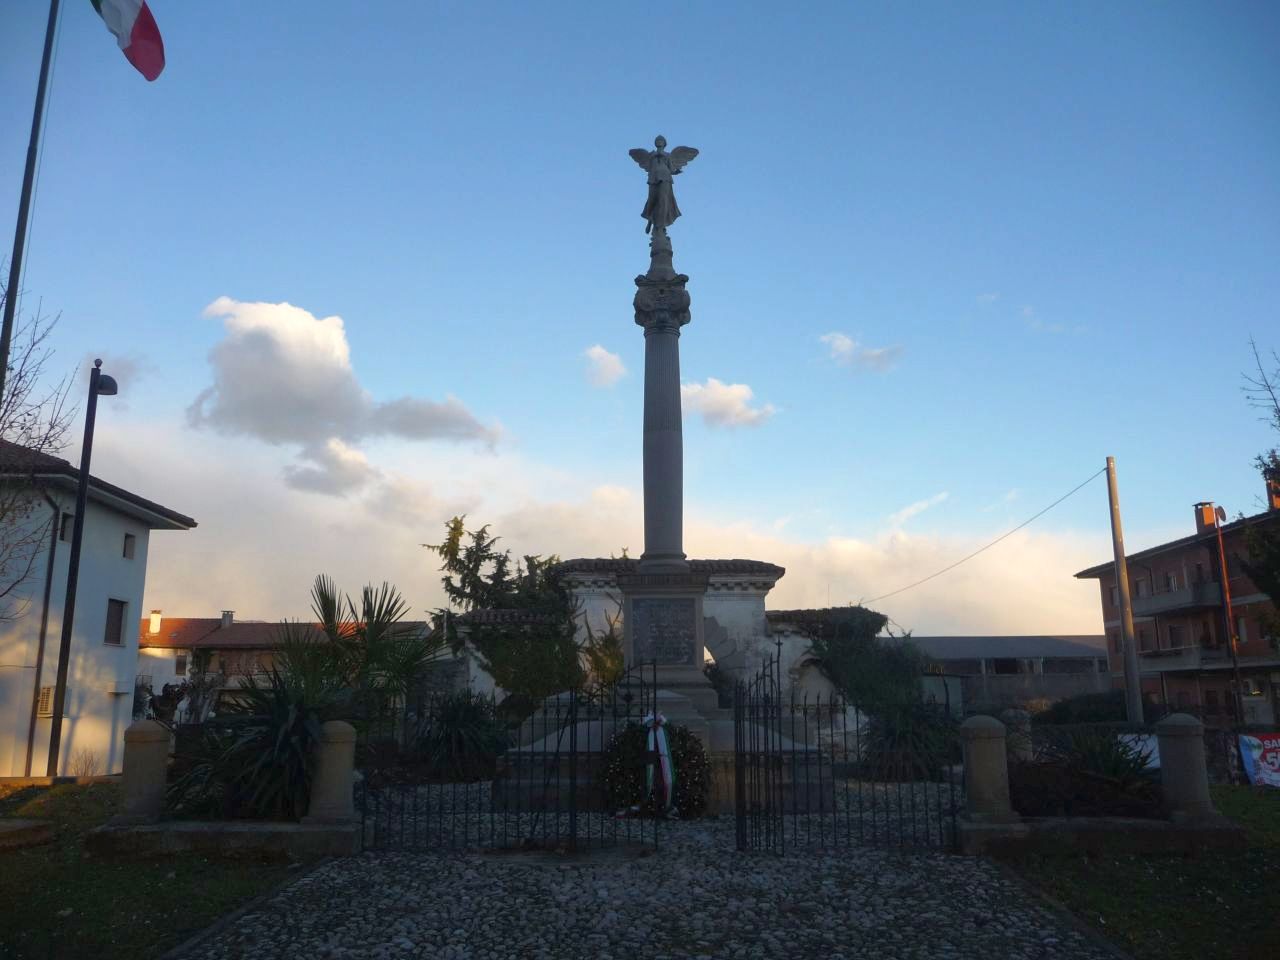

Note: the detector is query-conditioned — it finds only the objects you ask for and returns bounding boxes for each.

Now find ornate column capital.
[634,275,692,332]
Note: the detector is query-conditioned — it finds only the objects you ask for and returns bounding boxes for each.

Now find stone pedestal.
[1156,713,1217,822]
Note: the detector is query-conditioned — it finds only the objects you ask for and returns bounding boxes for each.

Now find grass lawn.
[0,782,298,960]
[1009,784,1280,960]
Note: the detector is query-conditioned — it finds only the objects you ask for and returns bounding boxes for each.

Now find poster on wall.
[1239,733,1280,788]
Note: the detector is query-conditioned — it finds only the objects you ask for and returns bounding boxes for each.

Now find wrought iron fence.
[356,662,662,851]
[734,648,961,854]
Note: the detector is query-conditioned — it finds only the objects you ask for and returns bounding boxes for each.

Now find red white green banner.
[1240,733,1280,788]
[91,0,165,81]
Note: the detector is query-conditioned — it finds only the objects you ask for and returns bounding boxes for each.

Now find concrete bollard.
[119,719,170,822]
[960,715,1018,823]
[305,720,357,823]
[1000,708,1033,763]
[1156,713,1216,822]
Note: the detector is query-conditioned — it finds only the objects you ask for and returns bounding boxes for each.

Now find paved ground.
[184,821,1119,960]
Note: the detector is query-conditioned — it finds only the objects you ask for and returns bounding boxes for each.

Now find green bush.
[600,722,709,818]
[1033,691,1128,724]
[167,664,342,821]
[413,692,508,782]
[1011,727,1161,818]
[861,701,957,781]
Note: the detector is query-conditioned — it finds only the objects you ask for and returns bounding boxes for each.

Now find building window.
[1167,623,1186,649]
[1193,562,1206,584]
[1204,690,1220,715]
[123,533,136,559]
[1176,691,1191,709]
[1109,630,1120,653]
[1134,577,1150,598]
[59,512,74,542]
[1138,627,1153,652]
[1236,616,1248,644]
[1109,586,1119,607]
[175,654,188,676]
[1163,571,1178,592]
[104,599,126,645]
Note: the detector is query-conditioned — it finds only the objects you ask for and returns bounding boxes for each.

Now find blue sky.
[2,1,1278,629]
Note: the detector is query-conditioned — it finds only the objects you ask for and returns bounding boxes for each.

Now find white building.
[0,440,194,777]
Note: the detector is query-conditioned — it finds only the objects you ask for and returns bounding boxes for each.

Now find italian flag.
[91,0,165,81]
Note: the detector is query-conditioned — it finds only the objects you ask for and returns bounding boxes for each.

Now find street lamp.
[46,359,117,776]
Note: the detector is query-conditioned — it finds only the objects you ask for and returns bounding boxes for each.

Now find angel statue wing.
[628,147,654,171]
[667,146,699,174]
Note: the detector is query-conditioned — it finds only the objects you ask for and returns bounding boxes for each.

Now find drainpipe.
[23,494,60,776]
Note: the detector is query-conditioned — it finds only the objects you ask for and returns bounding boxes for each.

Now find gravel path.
[184,821,1117,960]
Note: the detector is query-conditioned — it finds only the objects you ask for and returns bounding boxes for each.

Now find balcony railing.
[1130,581,1222,617]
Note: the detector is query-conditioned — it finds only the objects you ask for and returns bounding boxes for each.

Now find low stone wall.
[956,712,1246,856]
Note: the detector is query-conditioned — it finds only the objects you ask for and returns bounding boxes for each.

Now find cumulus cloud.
[681,378,776,428]
[104,417,1107,634]
[583,345,626,387]
[820,332,902,372]
[886,492,950,528]
[283,439,379,495]
[189,297,497,494]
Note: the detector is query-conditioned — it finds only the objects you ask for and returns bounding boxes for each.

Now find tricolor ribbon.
[644,712,677,815]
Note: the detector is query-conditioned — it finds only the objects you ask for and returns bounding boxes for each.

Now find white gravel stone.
[183,820,1113,960]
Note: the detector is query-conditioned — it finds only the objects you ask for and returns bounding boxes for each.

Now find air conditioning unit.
[36,686,53,717]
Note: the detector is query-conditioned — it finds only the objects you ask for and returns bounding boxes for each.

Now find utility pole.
[1210,505,1247,725]
[1106,457,1144,723]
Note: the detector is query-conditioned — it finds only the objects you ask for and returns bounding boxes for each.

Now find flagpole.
[0,0,62,405]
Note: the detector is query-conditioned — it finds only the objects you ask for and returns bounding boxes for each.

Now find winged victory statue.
[629,136,699,234]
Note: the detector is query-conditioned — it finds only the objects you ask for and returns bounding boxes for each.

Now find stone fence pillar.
[1156,713,1216,821]
[960,716,1018,822]
[1000,708,1033,763]
[119,720,170,822]
[305,720,357,823]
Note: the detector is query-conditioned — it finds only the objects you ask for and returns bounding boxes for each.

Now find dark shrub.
[1010,727,1162,818]
[862,702,958,781]
[167,666,341,821]
[414,692,509,782]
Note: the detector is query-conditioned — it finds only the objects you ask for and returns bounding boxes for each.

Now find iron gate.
[357,663,661,852]
[734,648,961,853]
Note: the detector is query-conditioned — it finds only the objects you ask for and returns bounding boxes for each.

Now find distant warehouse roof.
[902,635,1106,660]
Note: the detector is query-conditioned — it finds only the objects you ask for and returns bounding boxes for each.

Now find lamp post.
[46,359,117,776]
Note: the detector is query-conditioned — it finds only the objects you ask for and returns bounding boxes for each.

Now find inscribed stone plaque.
[630,597,697,666]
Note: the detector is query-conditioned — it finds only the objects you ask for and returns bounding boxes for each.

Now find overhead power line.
[860,466,1108,606]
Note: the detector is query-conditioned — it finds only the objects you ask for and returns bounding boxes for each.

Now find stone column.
[118,719,170,822]
[960,716,1017,822]
[1156,713,1216,822]
[305,720,357,823]
[1000,708,1033,763]
[634,227,690,574]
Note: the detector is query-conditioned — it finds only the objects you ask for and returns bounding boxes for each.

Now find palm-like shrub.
[413,692,508,782]
[167,655,345,820]
[861,701,957,781]
[168,576,444,820]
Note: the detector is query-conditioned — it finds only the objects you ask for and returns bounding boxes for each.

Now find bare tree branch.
[0,270,78,622]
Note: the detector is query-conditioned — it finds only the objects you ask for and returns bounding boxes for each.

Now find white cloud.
[681,378,776,428]
[887,491,950,528]
[189,297,498,494]
[103,418,1107,635]
[583,345,626,387]
[819,332,902,372]
[283,439,379,495]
